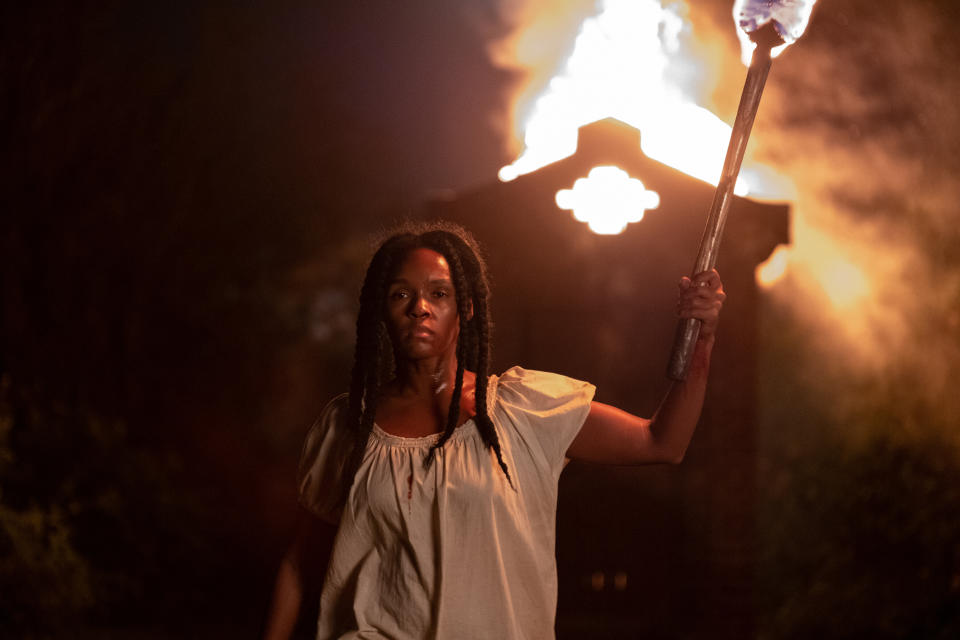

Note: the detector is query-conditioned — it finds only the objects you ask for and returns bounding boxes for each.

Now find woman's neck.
[377,357,477,437]
[391,352,459,398]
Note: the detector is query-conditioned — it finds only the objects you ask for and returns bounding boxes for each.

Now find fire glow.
[757,243,868,308]
[499,0,753,198]
[757,245,790,289]
[821,257,868,308]
[496,0,826,296]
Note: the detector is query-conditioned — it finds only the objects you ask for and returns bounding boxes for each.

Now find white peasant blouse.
[297,366,596,640]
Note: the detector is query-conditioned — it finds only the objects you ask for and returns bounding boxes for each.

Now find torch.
[667,0,817,380]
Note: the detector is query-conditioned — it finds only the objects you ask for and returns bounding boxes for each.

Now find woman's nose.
[408,294,430,317]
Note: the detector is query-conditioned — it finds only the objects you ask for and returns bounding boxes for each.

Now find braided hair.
[340,221,511,504]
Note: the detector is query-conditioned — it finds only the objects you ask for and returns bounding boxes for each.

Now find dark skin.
[263,247,725,640]
[376,247,477,438]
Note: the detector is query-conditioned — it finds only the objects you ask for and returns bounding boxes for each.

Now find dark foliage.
[758,428,960,639]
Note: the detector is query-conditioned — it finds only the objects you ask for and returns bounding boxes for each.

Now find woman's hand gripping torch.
[667,0,818,381]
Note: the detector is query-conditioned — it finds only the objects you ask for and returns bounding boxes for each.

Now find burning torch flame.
[734,0,818,64]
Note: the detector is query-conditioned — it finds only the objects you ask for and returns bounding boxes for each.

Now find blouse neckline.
[369,374,500,448]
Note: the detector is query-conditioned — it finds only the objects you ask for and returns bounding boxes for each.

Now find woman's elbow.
[625,442,686,465]
[659,443,687,465]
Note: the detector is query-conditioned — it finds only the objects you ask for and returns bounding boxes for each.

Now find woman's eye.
[433,290,449,298]
[390,290,408,300]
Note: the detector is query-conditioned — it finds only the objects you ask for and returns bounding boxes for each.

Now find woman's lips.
[409,326,434,339]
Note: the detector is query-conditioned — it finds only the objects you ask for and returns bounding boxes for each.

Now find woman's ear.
[465,299,474,321]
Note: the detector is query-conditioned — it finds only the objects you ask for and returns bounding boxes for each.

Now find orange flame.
[499,0,752,200]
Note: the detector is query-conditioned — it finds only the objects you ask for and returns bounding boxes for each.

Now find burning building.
[427,117,789,638]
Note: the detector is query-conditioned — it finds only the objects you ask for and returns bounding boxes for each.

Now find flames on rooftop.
[493,0,870,308]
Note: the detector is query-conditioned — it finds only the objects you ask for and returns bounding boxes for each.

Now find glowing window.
[556,165,660,235]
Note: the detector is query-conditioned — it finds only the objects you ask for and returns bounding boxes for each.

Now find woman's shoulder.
[490,366,596,473]
[299,394,351,466]
[297,393,352,524]
[492,366,596,424]
[319,392,350,422]
[494,366,595,406]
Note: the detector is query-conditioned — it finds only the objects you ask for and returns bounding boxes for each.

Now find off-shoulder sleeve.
[494,366,596,477]
[297,394,352,525]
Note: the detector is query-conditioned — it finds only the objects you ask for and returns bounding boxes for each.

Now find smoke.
[749,0,960,434]
[476,0,960,438]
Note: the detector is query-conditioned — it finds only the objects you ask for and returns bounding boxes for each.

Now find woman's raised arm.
[566,270,724,466]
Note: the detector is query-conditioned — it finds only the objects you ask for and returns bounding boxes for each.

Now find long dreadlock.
[340,221,511,506]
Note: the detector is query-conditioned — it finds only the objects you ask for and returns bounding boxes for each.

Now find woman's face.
[385,248,464,363]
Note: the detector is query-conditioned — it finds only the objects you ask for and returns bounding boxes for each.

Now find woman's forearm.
[567,270,723,466]
[262,552,305,640]
[648,335,714,463]
[262,512,336,640]
[568,336,714,465]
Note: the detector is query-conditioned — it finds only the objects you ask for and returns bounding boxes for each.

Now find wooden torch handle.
[666,30,777,381]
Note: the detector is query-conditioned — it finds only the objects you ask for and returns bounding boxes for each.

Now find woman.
[264,222,725,639]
